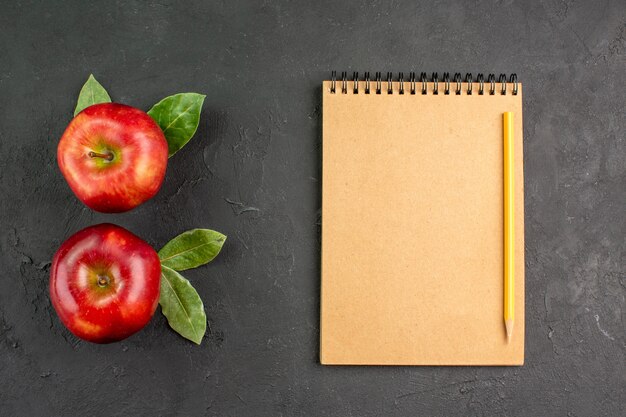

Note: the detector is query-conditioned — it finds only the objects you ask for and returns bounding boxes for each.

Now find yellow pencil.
[503,112,515,343]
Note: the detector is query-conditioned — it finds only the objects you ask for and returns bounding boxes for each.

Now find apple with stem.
[50,223,227,345]
[57,75,205,212]
[49,223,162,343]
[57,103,169,213]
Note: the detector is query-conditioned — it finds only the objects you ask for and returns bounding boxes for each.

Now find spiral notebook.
[320,72,525,365]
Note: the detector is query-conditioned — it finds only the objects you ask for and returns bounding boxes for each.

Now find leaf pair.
[74,74,205,157]
[158,229,226,344]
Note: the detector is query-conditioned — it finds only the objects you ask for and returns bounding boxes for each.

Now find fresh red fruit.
[57,103,168,213]
[50,223,161,343]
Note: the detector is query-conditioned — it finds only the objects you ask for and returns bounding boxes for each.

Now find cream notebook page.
[320,77,525,365]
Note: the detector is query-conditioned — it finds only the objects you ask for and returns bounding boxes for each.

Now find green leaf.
[74,74,111,116]
[158,229,226,271]
[159,265,207,344]
[147,93,206,157]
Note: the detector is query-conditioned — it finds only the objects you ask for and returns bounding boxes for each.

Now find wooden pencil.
[503,112,515,343]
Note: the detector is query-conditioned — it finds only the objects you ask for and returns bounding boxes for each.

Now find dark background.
[0,1,624,416]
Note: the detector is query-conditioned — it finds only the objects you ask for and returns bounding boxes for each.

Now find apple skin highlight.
[50,223,162,343]
[57,103,169,213]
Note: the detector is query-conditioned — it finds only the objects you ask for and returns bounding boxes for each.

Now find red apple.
[57,103,168,213]
[50,223,161,343]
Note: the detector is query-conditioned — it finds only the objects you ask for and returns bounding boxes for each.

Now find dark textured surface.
[0,1,624,416]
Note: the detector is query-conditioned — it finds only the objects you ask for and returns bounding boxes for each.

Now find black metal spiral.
[432,72,439,95]
[499,74,507,95]
[454,73,462,95]
[329,72,519,95]
[487,74,495,95]
[510,74,518,95]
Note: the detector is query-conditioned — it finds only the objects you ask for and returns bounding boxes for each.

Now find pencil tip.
[505,319,514,343]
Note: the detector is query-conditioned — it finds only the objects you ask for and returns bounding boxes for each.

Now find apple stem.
[97,275,110,287]
[88,151,114,161]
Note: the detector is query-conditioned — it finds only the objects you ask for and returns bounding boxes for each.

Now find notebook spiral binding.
[330,71,518,96]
